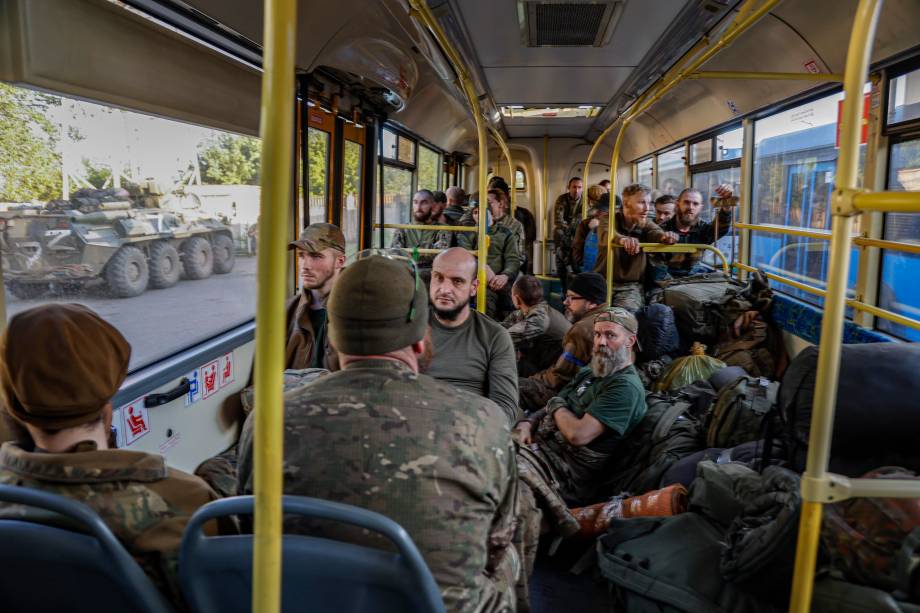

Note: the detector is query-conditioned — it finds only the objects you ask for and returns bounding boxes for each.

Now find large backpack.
[706,376,780,449]
[660,273,751,345]
[636,303,680,361]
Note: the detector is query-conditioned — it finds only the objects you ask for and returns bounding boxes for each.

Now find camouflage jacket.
[528,303,608,392]
[501,302,571,377]
[552,193,582,242]
[659,208,732,271]
[0,441,234,606]
[495,214,526,259]
[458,224,522,279]
[237,359,520,613]
[390,226,441,266]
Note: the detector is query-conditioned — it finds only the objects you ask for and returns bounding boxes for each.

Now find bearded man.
[513,307,646,505]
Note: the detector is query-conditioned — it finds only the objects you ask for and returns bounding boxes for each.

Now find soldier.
[501,275,571,377]
[0,304,235,605]
[594,183,678,312]
[653,194,677,225]
[286,223,346,370]
[658,185,735,278]
[514,307,647,505]
[457,197,523,319]
[572,193,618,273]
[553,177,584,292]
[430,190,448,224]
[426,248,519,424]
[517,272,608,414]
[390,189,437,250]
[237,254,522,612]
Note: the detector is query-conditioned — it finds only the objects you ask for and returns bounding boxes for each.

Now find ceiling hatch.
[518,0,624,47]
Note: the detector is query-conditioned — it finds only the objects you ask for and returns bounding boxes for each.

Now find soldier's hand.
[660,232,679,245]
[714,184,734,200]
[513,421,533,445]
[588,218,600,230]
[619,236,641,255]
[490,274,509,290]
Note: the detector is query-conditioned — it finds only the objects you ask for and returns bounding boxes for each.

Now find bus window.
[307,127,330,225]
[888,67,920,126]
[515,169,526,190]
[690,139,712,165]
[751,91,863,306]
[417,145,440,191]
[656,148,684,196]
[342,139,363,260]
[636,158,653,187]
[0,83,260,370]
[716,126,743,161]
[691,166,741,263]
[879,138,920,340]
[381,166,412,247]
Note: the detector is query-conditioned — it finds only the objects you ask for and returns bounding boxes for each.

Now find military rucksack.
[660,273,752,345]
[706,376,780,450]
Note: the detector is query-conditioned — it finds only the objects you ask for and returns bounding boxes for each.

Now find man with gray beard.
[513,307,647,505]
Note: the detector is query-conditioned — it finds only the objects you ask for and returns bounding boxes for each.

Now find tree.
[0,83,62,201]
[199,133,261,185]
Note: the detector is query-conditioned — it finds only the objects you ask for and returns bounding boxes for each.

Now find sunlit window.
[656,148,685,196]
[636,158,653,188]
[417,145,440,191]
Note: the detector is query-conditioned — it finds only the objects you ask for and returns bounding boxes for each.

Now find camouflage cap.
[595,306,642,351]
[288,223,345,253]
[0,303,130,429]
[328,255,428,356]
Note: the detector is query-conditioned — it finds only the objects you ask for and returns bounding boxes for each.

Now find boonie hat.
[0,303,131,429]
[288,223,346,253]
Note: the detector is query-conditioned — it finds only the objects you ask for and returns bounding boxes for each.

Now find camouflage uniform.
[525,364,647,505]
[390,226,440,266]
[237,359,526,613]
[495,214,526,259]
[552,193,582,288]
[458,224,523,319]
[501,302,571,377]
[595,212,669,313]
[0,441,235,605]
[518,303,608,414]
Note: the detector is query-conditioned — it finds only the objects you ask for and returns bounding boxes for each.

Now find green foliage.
[82,158,111,188]
[0,83,62,201]
[199,133,261,185]
[417,146,440,191]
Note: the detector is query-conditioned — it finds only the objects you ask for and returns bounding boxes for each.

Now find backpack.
[706,376,780,449]
[601,384,713,497]
[636,303,680,361]
[822,467,920,600]
[661,273,751,345]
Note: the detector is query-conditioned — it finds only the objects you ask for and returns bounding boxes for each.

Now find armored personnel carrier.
[0,185,236,299]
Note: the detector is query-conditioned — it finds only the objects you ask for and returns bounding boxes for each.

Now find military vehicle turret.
[0,183,236,299]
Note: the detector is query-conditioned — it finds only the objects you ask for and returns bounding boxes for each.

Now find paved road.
[6,256,259,369]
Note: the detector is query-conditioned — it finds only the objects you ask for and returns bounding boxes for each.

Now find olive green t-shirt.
[427,310,520,425]
[559,364,646,451]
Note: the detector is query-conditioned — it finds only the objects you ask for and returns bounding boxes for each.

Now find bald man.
[427,248,519,425]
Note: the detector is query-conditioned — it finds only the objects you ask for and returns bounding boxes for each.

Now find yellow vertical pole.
[252,0,296,610]
[465,81,489,313]
[738,118,755,281]
[788,1,883,611]
[583,149,594,220]
[543,135,550,275]
[489,127,515,214]
[605,123,629,304]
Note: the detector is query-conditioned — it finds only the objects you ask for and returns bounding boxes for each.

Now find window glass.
[751,91,866,308]
[417,145,440,191]
[397,136,415,165]
[515,169,526,190]
[381,165,412,247]
[716,127,743,161]
[636,158,653,187]
[888,67,920,126]
[307,127,329,225]
[879,138,920,340]
[342,140,362,260]
[690,140,712,165]
[0,83,260,369]
[656,147,685,196]
[381,128,398,160]
[691,166,742,265]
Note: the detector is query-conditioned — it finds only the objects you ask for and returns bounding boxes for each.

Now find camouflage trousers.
[610,282,645,314]
[194,443,239,498]
[518,377,557,415]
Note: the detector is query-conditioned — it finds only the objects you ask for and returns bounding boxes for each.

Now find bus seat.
[179,495,445,613]
[0,484,174,613]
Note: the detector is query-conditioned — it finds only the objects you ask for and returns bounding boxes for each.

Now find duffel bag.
[706,376,780,449]
[661,272,750,344]
[636,303,681,361]
[780,343,920,475]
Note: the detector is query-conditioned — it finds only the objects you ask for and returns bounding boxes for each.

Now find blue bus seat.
[179,495,445,613]
[0,484,174,613]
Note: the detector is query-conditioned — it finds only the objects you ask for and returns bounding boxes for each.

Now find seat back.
[0,484,173,613]
[179,495,445,613]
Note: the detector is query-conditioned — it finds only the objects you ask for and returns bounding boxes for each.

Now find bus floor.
[529,537,616,612]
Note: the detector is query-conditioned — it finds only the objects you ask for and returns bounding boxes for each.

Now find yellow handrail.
[489,126,516,215]
[734,222,835,240]
[252,0,296,610]
[613,242,730,274]
[601,0,782,303]
[687,70,844,81]
[854,236,920,255]
[789,1,883,610]
[406,0,489,312]
[375,223,477,233]
[854,190,920,213]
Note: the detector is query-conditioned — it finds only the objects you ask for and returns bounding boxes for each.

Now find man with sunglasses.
[238,253,522,612]
[517,272,608,414]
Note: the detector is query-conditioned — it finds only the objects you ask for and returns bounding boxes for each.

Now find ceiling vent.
[518,0,624,47]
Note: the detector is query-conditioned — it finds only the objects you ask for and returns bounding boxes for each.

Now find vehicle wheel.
[7,282,47,300]
[105,245,149,298]
[182,236,213,280]
[212,234,235,274]
[148,242,181,289]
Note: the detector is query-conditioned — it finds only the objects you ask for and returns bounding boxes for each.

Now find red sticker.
[201,360,220,399]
